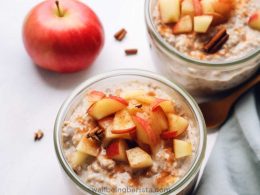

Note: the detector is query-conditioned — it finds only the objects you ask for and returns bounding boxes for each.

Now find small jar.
[54,70,206,195]
[145,0,260,96]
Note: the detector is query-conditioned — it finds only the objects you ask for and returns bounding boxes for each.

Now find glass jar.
[54,69,206,195]
[145,0,260,96]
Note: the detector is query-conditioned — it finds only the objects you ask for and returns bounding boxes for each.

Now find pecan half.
[203,27,229,53]
[114,28,127,41]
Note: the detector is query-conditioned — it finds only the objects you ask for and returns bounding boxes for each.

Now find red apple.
[23,0,104,73]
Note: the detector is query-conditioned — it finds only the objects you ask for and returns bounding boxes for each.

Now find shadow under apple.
[34,63,95,91]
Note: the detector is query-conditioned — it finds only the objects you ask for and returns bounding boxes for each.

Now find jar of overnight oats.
[145,0,260,96]
[54,70,206,195]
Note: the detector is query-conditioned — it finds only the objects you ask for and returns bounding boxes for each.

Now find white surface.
[0,0,218,194]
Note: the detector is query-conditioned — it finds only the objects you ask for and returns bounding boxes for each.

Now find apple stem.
[55,1,64,17]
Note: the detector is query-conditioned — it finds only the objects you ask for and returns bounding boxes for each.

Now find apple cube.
[159,0,181,23]
[194,15,213,33]
[150,107,168,135]
[112,109,136,134]
[173,15,193,34]
[248,11,260,31]
[71,151,89,168]
[86,90,105,102]
[151,98,175,113]
[98,117,132,143]
[132,116,158,146]
[212,0,233,18]
[192,0,203,16]
[181,0,195,16]
[88,95,128,120]
[167,113,189,136]
[106,139,128,161]
[123,90,155,104]
[173,139,192,158]
[201,0,214,14]
[126,147,153,169]
[76,136,100,157]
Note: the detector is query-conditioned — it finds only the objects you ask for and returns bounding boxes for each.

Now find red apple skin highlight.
[23,0,104,73]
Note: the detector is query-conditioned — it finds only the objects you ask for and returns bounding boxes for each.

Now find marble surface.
[0,0,218,194]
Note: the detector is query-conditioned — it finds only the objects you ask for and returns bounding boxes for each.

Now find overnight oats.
[54,70,206,195]
[145,0,260,95]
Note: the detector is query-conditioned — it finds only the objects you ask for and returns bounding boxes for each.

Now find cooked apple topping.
[248,10,260,31]
[70,89,193,177]
[158,0,235,34]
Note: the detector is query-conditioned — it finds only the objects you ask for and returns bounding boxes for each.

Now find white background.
[0,0,218,194]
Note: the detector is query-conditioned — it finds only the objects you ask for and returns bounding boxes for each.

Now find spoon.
[199,74,260,129]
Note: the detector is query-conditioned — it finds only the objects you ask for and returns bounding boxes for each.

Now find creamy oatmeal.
[61,82,199,194]
[153,0,260,61]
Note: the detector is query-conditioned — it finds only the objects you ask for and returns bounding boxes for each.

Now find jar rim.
[54,69,207,194]
[144,0,260,68]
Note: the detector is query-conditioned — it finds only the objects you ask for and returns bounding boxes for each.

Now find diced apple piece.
[201,0,214,14]
[71,151,89,168]
[123,90,145,99]
[126,147,153,169]
[112,109,136,134]
[206,12,226,25]
[159,0,181,23]
[168,113,189,134]
[132,116,158,146]
[98,116,114,130]
[98,117,131,145]
[123,90,155,104]
[76,137,100,157]
[88,95,128,120]
[151,98,175,113]
[150,107,168,135]
[86,90,105,102]
[173,139,192,158]
[192,0,203,16]
[212,0,233,18]
[106,139,128,161]
[181,0,195,16]
[194,15,213,33]
[173,15,193,34]
[166,113,189,137]
[161,130,178,139]
[155,174,178,189]
[248,11,260,31]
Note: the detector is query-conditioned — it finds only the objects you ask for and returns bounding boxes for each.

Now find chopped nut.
[34,130,44,141]
[114,28,127,41]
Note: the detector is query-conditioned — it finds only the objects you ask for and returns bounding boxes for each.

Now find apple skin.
[23,0,104,73]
